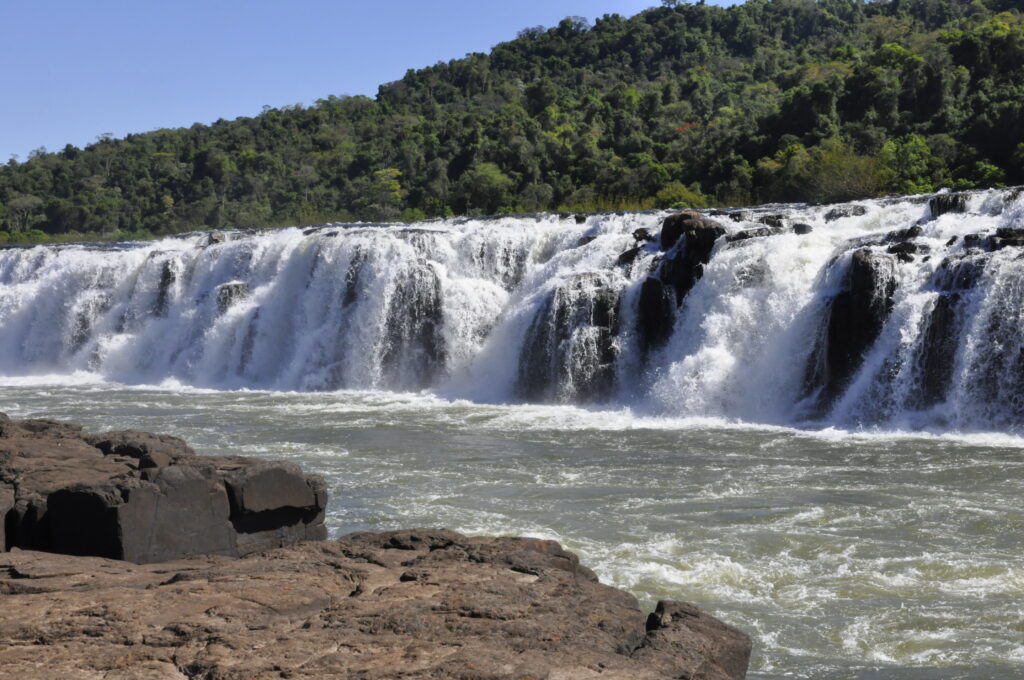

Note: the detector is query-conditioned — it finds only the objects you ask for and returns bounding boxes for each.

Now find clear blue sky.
[0,0,739,161]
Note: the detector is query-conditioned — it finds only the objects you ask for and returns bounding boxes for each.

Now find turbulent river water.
[2,189,1024,678]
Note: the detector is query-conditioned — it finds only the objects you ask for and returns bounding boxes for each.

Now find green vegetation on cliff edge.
[1,0,1022,243]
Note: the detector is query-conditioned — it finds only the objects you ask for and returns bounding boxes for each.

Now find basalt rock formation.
[0,414,327,563]
[0,528,751,680]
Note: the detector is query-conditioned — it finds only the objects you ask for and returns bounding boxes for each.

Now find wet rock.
[793,223,814,235]
[215,281,249,314]
[154,260,176,316]
[636,276,676,356]
[804,248,897,407]
[616,246,643,267]
[934,253,988,291]
[380,263,447,389]
[0,416,327,563]
[887,241,924,262]
[824,205,867,222]
[660,211,724,251]
[657,216,726,306]
[909,292,961,408]
[886,225,923,242]
[726,227,780,243]
[206,231,227,246]
[516,273,621,402]
[991,227,1024,249]
[577,234,598,247]
[0,529,751,680]
[633,227,656,243]
[929,193,968,218]
[757,214,785,229]
[574,213,588,224]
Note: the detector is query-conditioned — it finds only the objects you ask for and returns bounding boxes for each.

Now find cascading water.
[1,187,1023,431]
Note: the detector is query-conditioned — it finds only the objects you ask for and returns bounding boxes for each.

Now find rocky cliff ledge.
[0,413,327,562]
[0,415,751,679]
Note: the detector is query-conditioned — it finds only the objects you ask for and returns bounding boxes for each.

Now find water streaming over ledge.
[2,189,1024,678]
[2,187,1023,431]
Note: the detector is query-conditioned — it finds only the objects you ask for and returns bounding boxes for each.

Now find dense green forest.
[1,0,1022,243]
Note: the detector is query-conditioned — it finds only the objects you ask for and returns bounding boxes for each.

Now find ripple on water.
[1,383,1023,680]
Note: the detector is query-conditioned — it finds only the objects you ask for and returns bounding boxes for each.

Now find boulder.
[660,211,724,251]
[0,529,751,680]
[0,415,327,563]
[633,227,657,243]
[616,245,644,267]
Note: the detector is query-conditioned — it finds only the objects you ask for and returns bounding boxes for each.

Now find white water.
[2,381,1022,680]
[3,192,1024,678]
[2,188,1023,431]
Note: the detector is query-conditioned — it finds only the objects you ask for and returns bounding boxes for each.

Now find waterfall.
[2,188,1023,430]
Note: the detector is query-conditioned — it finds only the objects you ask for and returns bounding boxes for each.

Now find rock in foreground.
[0,413,326,563]
[0,529,751,680]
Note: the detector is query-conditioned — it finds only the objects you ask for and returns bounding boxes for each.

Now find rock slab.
[0,529,751,680]
[0,414,326,563]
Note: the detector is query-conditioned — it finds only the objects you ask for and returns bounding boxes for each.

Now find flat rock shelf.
[0,413,328,563]
[0,416,751,679]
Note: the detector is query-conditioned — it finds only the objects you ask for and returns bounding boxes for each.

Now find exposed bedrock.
[804,248,897,409]
[658,212,725,305]
[214,280,249,314]
[516,272,621,403]
[635,211,726,355]
[928,192,968,218]
[0,529,751,680]
[0,415,326,563]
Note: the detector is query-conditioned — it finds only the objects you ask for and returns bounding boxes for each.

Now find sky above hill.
[1,0,731,162]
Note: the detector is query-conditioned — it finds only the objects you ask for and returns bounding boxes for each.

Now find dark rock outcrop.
[726,226,780,243]
[154,260,176,316]
[660,211,725,251]
[633,212,726,356]
[657,212,726,304]
[757,214,785,229]
[0,416,326,563]
[824,204,867,222]
[516,273,621,402]
[215,280,249,314]
[905,251,989,408]
[0,529,751,680]
[804,248,897,408]
[637,276,676,355]
[928,192,968,218]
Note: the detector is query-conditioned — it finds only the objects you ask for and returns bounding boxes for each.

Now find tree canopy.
[2,0,1022,243]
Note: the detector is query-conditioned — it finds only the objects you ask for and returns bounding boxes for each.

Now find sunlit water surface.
[3,378,1023,680]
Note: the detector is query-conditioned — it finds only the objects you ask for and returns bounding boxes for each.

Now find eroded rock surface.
[0,529,751,680]
[0,415,326,563]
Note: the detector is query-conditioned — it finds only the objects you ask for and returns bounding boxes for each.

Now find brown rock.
[0,415,327,563]
[0,530,751,679]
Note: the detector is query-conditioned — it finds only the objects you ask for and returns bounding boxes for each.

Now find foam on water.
[3,188,1024,432]
[4,190,1024,679]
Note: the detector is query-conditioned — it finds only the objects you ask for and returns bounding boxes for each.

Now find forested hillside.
[1,0,1022,242]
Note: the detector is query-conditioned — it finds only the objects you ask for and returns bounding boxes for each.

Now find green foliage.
[1,0,1022,238]
[656,181,709,209]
